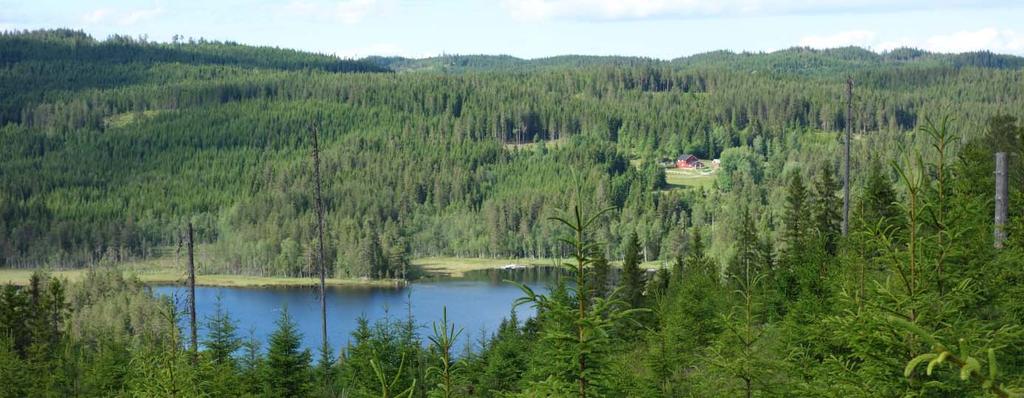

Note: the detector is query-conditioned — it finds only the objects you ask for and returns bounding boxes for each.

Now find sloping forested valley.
[1,29,1023,397]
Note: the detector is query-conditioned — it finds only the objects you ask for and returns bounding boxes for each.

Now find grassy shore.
[0,267,403,288]
[412,256,665,277]
[0,253,404,288]
[2,255,664,287]
[412,256,560,277]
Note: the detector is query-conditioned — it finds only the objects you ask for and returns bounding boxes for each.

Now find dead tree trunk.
[311,122,329,362]
[842,77,852,236]
[995,152,1008,248]
[187,222,197,363]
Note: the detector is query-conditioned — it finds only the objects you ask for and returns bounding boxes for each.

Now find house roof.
[677,154,698,161]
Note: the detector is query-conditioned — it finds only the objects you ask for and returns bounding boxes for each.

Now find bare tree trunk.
[842,77,852,236]
[187,222,197,364]
[311,122,330,366]
[995,152,1008,249]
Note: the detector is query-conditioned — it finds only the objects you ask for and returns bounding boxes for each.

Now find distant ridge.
[365,46,1024,73]
[0,29,389,73]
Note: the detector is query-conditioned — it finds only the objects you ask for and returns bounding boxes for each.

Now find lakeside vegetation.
[4,30,1023,280]
[1,29,1023,397]
[1,255,660,286]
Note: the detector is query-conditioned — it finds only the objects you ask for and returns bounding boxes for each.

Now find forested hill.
[1,30,1022,283]
[367,47,1024,73]
[0,29,388,125]
[0,29,388,72]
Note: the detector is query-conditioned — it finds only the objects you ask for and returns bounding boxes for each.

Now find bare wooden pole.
[842,77,853,236]
[311,122,329,362]
[187,222,197,363]
[995,152,1008,249]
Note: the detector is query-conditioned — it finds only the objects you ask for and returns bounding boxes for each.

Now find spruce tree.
[621,232,645,308]
[780,172,810,301]
[686,228,713,280]
[265,307,312,397]
[783,172,809,257]
[590,252,610,300]
[203,298,241,365]
[812,163,841,255]
[671,256,684,285]
[728,210,759,282]
[861,160,900,234]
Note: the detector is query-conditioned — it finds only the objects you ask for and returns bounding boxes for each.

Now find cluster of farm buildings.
[674,154,720,169]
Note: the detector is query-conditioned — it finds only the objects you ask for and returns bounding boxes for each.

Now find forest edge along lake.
[151,267,573,354]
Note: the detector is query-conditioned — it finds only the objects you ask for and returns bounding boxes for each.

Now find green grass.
[1,251,404,288]
[0,268,90,286]
[413,256,558,277]
[503,138,567,151]
[412,256,663,277]
[3,254,664,287]
[103,110,164,129]
[0,267,405,288]
[665,167,717,189]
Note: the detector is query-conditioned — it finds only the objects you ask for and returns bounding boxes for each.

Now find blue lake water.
[152,268,566,355]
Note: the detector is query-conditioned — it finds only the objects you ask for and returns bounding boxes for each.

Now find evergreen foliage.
[0,29,1023,397]
[264,307,312,397]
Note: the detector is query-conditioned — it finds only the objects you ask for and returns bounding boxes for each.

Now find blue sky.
[2,0,1023,59]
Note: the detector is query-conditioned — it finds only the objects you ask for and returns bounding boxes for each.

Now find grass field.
[103,109,165,129]
[503,137,567,151]
[413,256,664,277]
[413,256,560,277]
[665,167,717,189]
[0,253,404,288]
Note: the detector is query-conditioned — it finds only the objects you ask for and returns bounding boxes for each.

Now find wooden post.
[842,77,852,236]
[311,122,329,363]
[995,152,1008,249]
[187,222,197,362]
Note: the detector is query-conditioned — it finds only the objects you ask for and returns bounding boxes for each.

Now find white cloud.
[80,7,164,26]
[799,30,876,49]
[121,8,165,25]
[501,0,1017,21]
[333,42,436,59]
[334,42,403,58]
[924,28,1024,53]
[798,27,1024,54]
[283,0,392,24]
[82,9,112,24]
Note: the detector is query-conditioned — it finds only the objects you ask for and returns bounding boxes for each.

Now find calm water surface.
[152,268,567,354]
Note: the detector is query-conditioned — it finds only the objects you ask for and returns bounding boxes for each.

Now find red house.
[675,154,703,169]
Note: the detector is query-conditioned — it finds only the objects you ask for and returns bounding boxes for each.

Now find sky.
[2,0,1023,59]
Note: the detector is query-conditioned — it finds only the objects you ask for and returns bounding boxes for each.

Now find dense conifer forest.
[1,29,1023,396]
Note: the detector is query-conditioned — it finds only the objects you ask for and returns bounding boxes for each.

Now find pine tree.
[622,232,645,308]
[427,307,462,398]
[265,307,312,397]
[203,298,241,365]
[590,252,611,300]
[783,172,809,257]
[779,172,810,301]
[861,160,900,234]
[812,162,841,255]
[686,228,714,281]
[728,210,759,282]
[239,329,264,396]
[671,256,684,285]
[0,334,27,398]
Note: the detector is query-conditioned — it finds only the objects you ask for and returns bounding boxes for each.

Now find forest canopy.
[0,29,1021,281]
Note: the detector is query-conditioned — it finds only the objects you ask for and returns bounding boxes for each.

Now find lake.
[152,267,568,354]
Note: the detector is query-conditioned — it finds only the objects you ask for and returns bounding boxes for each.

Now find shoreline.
[1,256,665,288]
[0,268,406,288]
